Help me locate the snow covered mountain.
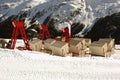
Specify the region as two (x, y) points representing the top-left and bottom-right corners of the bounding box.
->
(86, 0), (120, 18)
(0, 0), (86, 25)
(1, 0), (119, 26)
(0, 0), (120, 43)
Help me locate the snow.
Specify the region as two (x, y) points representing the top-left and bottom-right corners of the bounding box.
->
(85, 0), (120, 18)
(0, 40), (120, 80)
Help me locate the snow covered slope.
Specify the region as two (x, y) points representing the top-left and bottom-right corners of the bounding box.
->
(85, 0), (120, 18)
(0, 0), (86, 24)
(0, 47), (120, 80)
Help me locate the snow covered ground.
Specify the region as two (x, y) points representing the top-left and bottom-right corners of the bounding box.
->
(0, 40), (120, 80)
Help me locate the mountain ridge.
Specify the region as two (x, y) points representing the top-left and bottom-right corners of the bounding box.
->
(0, 0), (120, 43)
